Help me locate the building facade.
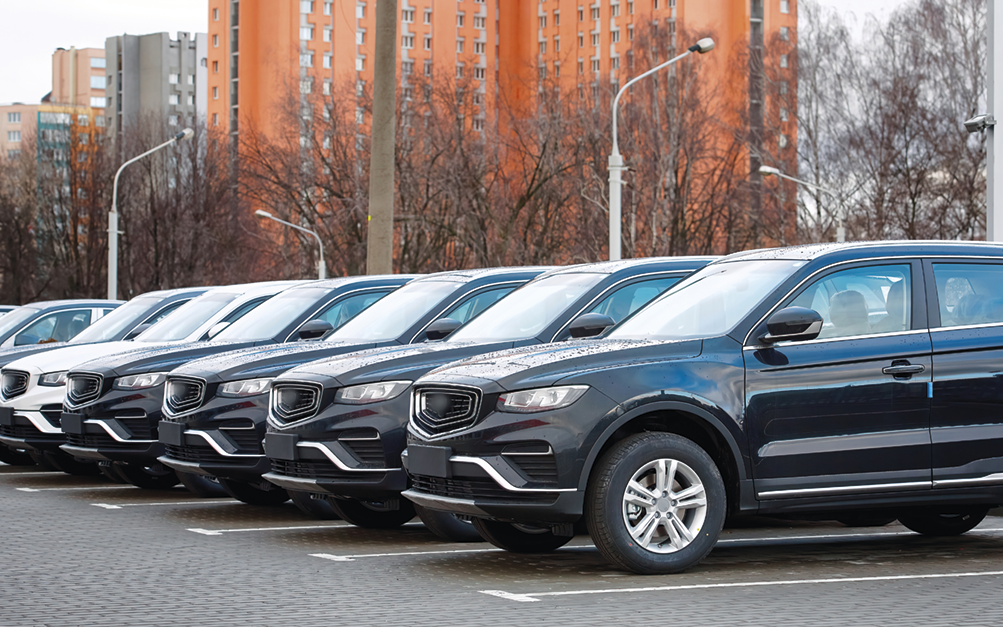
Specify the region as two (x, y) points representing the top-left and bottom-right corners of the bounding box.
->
(51, 47), (108, 117)
(104, 32), (208, 143)
(0, 103), (39, 159)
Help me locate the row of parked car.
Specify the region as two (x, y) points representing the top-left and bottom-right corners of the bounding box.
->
(2, 241), (1002, 574)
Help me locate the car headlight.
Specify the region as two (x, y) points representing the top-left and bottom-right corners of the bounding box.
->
(335, 381), (411, 404)
(217, 378), (273, 398)
(39, 371), (68, 387)
(113, 373), (167, 390)
(497, 385), (589, 413)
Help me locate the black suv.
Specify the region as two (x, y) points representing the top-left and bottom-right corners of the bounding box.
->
(156, 267), (549, 507)
(403, 242), (1003, 574)
(262, 257), (713, 537)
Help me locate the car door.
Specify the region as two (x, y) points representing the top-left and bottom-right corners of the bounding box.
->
(926, 260), (1003, 488)
(744, 260), (933, 500)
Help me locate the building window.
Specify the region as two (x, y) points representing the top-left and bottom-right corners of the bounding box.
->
(212, 34), (219, 47)
(554, 11), (560, 25)
(611, 56), (619, 69)
(780, 26), (789, 40)
(591, 7), (599, 19)
(424, 36), (432, 50)
(539, 15), (547, 28)
(457, 65), (464, 78)
(780, 107), (788, 121)
(780, 0), (790, 14)
(323, 54), (332, 68)
(474, 66), (485, 79)
(301, 26), (314, 40)
(356, 57), (365, 71)
(779, 134), (788, 148)
(188, 74), (194, 85)
(169, 73), (179, 84)
(779, 81), (788, 95)
(578, 59), (583, 74)
(324, 27), (333, 42)
(168, 115), (178, 126)
(457, 13), (465, 27)
(628, 25), (634, 40)
(475, 41), (486, 54)
(188, 94), (194, 105)
(539, 41), (546, 54)
(473, 118), (484, 131)
(578, 7), (584, 21)
(7, 112), (20, 123)
(213, 60), (219, 73)
(324, 1), (332, 15)
(591, 58), (600, 72)
(300, 79), (313, 94)
(611, 3), (620, 17)
(357, 4), (365, 19)
(628, 1), (634, 14)
(90, 96), (106, 107)
(169, 94), (180, 104)
(7, 131), (21, 142)
(97, 116), (106, 127)
(213, 86), (219, 99)
(356, 31), (365, 45)
(213, 7), (219, 20)
(424, 59), (432, 75)
(91, 57), (106, 68)
(475, 16), (486, 28)
(457, 39), (464, 53)
(402, 8), (414, 22)
(592, 32), (599, 46)
(539, 66), (547, 80)
(424, 9), (432, 24)
(612, 30), (620, 43)
(301, 52), (314, 67)
(554, 38), (560, 52)
(578, 33), (584, 47)
(554, 61), (560, 77)
(402, 61), (414, 74)
(473, 93), (483, 105)
(212, 113), (219, 125)
(301, 0), (313, 13)
(780, 54), (788, 68)
(325, 81), (333, 95)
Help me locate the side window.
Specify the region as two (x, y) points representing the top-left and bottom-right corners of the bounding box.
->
(442, 287), (517, 324)
(787, 264), (911, 340)
(221, 297), (269, 324)
(143, 300), (187, 326)
(100, 308), (115, 318)
(14, 310), (93, 345)
(932, 263), (1003, 327)
(589, 277), (681, 324)
(315, 291), (391, 330)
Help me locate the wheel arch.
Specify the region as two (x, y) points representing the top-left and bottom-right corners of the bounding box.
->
(579, 401), (749, 516)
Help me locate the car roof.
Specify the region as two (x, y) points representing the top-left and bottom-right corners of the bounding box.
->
(720, 241), (1003, 263)
(542, 256), (719, 277)
(283, 274), (422, 290)
(20, 299), (125, 309)
(410, 267), (554, 284)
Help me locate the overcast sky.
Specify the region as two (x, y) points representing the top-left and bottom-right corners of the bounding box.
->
(1, 0), (905, 105)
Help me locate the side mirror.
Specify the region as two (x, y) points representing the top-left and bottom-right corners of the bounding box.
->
(297, 319), (334, 341)
(760, 307), (823, 344)
(568, 313), (616, 339)
(124, 324), (151, 340)
(206, 321), (230, 339)
(425, 317), (462, 341)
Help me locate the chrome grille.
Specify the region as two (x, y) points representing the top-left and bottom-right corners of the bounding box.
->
(66, 373), (103, 407)
(1, 370), (29, 400)
(165, 377), (206, 415)
(269, 382), (322, 425)
(411, 387), (481, 437)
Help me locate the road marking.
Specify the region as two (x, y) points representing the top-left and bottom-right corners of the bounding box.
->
(188, 521), (424, 536)
(0, 471), (64, 476)
(311, 548), (504, 562)
(15, 485), (134, 492)
(481, 570), (1003, 603)
(92, 500), (236, 509)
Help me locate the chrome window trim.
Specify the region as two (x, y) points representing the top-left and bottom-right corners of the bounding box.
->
(83, 418), (156, 443)
(742, 328), (931, 351)
(932, 473), (1003, 488)
(163, 375), (207, 417)
(408, 383), (482, 441)
(757, 480), (931, 500)
(282, 286), (394, 343)
(549, 270), (690, 342)
(185, 429), (261, 458)
(407, 280), (525, 344)
(449, 456), (576, 493)
(297, 440), (389, 472)
(931, 321), (1003, 333)
(741, 255), (921, 348)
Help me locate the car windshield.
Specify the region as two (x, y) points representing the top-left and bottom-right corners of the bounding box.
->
(68, 296), (162, 344)
(328, 281), (462, 342)
(448, 273), (605, 343)
(214, 286), (332, 341)
(134, 291), (241, 342)
(0, 307), (39, 338)
(608, 260), (803, 341)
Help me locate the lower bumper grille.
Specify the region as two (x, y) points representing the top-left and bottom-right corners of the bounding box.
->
(0, 424), (62, 442)
(409, 474), (556, 503)
(270, 458), (382, 481)
(65, 432), (135, 450)
(164, 444), (254, 466)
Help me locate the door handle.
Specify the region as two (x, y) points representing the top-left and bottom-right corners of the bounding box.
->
(882, 363), (925, 376)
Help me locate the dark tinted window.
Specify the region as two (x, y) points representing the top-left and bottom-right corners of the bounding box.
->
(14, 309), (92, 345)
(933, 263), (1003, 327)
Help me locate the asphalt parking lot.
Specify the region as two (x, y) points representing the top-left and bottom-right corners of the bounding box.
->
(3, 466), (1003, 627)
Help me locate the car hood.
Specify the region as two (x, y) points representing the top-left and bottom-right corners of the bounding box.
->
(68, 340), (259, 377)
(167, 340), (397, 383)
(5, 341), (173, 375)
(286, 340), (529, 387)
(417, 338), (703, 391)
(0, 343), (70, 369)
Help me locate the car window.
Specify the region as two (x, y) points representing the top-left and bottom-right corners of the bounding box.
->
(786, 264), (911, 340)
(442, 287), (516, 324)
(220, 297), (269, 324)
(589, 277), (682, 323)
(932, 263), (1003, 327)
(14, 309), (93, 345)
(314, 291), (391, 329)
(145, 300), (187, 325)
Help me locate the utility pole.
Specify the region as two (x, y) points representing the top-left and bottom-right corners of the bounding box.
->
(366, 0), (398, 274)
(990, 0), (1001, 241)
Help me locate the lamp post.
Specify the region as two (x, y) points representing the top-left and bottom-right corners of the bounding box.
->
(108, 128), (194, 300)
(255, 210), (326, 279)
(759, 165), (844, 242)
(608, 37), (715, 261)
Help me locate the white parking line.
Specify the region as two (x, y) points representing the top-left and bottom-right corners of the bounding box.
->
(0, 471), (64, 476)
(92, 500), (236, 509)
(480, 570), (1003, 603)
(311, 548), (504, 562)
(15, 485), (134, 492)
(188, 521), (424, 536)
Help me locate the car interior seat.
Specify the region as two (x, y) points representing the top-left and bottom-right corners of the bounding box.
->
(828, 290), (870, 337)
(872, 280), (908, 333)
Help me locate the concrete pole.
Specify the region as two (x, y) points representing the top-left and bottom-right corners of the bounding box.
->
(366, 0), (398, 274)
(989, 0), (1001, 241)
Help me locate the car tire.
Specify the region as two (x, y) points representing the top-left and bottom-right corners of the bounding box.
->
(898, 508), (988, 537)
(217, 478), (289, 506)
(471, 518), (571, 553)
(41, 451), (101, 476)
(414, 504), (483, 542)
(586, 432), (726, 575)
(177, 471), (228, 497)
(0, 445), (37, 466)
(328, 497), (416, 529)
(836, 514), (898, 527)
(289, 491), (341, 519)
(115, 462), (180, 490)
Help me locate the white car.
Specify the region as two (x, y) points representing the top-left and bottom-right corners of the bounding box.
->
(0, 281), (300, 476)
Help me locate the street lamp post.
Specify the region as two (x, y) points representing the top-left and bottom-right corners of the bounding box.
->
(255, 210), (327, 280)
(759, 165), (844, 242)
(608, 37), (715, 261)
(108, 128), (194, 300)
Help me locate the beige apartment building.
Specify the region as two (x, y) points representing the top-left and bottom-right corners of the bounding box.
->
(0, 103), (39, 159)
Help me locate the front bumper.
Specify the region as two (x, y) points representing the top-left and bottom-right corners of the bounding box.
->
(158, 406), (270, 482)
(0, 406), (66, 452)
(58, 385), (165, 463)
